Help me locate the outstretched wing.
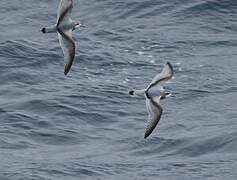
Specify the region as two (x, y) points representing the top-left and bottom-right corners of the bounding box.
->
(148, 62), (173, 89)
(57, 29), (75, 75)
(57, 0), (73, 26)
(144, 97), (163, 139)
(146, 62), (173, 97)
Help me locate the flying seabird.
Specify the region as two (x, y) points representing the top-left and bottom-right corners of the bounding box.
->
(129, 62), (174, 138)
(41, 0), (81, 75)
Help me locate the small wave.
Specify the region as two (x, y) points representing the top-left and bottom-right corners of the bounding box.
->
(173, 0), (236, 18)
(126, 131), (237, 158)
(115, 0), (168, 19)
(174, 132), (237, 157)
(27, 129), (83, 146)
(0, 40), (59, 69)
(0, 137), (32, 150)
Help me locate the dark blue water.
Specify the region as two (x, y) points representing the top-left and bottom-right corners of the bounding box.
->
(1, 0), (237, 179)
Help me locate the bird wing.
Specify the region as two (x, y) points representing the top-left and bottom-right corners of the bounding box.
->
(57, 0), (73, 26)
(57, 29), (75, 75)
(148, 62), (173, 90)
(146, 62), (173, 96)
(144, 96), (163, 139)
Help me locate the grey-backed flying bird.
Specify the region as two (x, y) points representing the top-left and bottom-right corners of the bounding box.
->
(41, 0), (81, 75)
(129, 62), (174, 138)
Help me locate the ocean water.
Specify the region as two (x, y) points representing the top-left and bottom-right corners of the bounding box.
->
(1, 0), (237, 179)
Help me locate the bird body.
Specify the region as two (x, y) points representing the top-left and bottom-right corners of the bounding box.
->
(42, 0), (81, 75)
(129, 62), (174, 138)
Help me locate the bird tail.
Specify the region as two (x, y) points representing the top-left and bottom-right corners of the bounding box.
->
(41, 25), (57, 34)
(129, 89), (146, 96)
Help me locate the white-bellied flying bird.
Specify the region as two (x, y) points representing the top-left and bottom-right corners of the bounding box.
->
(41, 0), (81, 75)
(129, 62), (174, 138)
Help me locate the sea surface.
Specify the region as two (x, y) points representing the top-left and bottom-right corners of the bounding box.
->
(1, 0), (237, 179)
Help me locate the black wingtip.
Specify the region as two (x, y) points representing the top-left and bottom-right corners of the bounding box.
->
(64, 63), (72, 75)
(166, 62), (173, 72)
(129, 90), (134, 95)
(144, 131), (151, 139)
(64, 69), (69, 75)
(41, 28), (46, 34)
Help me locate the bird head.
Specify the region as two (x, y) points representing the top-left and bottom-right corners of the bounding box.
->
(73, 21), (86, 31)
(75, 21), (81, 28)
